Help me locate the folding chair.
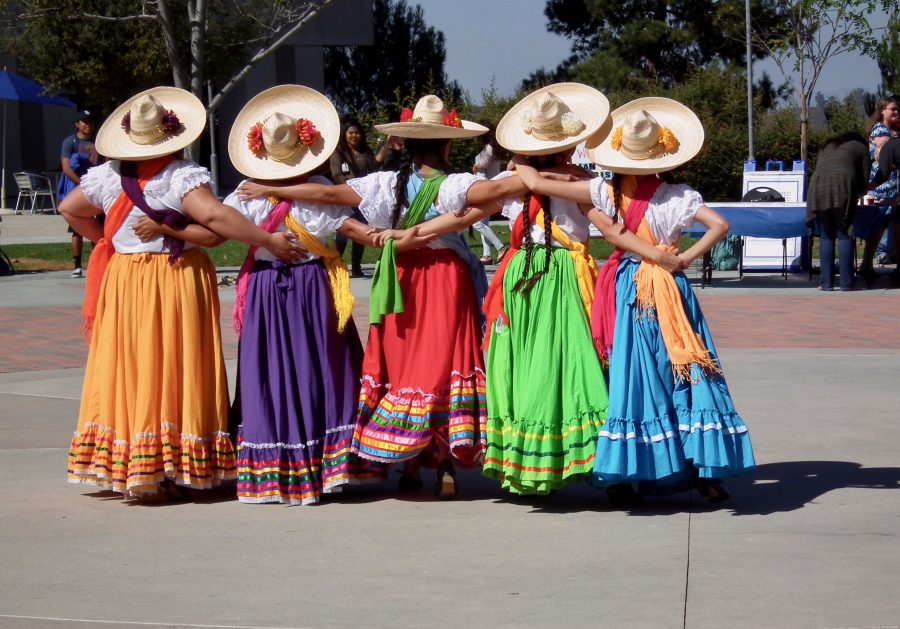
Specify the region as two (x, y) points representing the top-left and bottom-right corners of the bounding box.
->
(13, 172), (58, 215)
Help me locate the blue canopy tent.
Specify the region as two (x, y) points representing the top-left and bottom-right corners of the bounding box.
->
(0, 69), (75, 210)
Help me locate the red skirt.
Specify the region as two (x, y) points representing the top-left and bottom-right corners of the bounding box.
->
(352, 248), (486, 466)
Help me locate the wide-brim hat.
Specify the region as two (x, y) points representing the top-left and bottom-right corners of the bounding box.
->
(587, 97), (704, 174)
(374, 95), (487, 139)
(96, 87), (207, 161)
(496, 82), (611, 156)
(228, 84), (340, 180)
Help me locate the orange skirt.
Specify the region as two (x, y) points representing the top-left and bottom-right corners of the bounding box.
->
(67, 249), (236, 496)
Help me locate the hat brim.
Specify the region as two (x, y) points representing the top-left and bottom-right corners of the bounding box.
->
(374, 119), (487, 139)
(496, 83), (611, 156)
(95, 87), (207, 161)
(586, 97), (704, 175)
(228, 85), (340, 180)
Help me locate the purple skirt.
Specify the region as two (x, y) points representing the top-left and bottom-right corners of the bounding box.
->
(234, 259), (363, 504)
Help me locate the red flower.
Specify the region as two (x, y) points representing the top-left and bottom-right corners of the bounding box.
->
(121, 111), (131, 133)
(247, 122), (264, 155)
(400, 107), (415, 122)
(444, 109), (462, 128)
(295, 118), (319, 146)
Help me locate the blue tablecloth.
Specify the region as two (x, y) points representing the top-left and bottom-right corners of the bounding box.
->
(685, 203), (885, 240)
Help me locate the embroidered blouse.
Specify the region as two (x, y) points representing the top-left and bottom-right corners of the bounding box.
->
(497, 171), (593, 244)
(223, 176), (351, 262)
(80, 160), (210, 254)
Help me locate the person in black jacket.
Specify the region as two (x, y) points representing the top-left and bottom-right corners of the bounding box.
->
(870, 135), (900, 285)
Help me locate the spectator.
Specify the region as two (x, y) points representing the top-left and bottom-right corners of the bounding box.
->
(807, 132), (870, 291)
(329, 119), (377, 277)
(471, 122), (507, 264)
(870, 133), (900, 285)
(60, 110), (104, 278)
(374, 134), (404, 171)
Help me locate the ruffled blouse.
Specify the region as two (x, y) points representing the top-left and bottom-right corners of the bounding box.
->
(497, 171), (593, 244)
(223, 176), (351, 262)
(347, 171), (480, 249)
(80, 160), (211, 254)
(590, 177), (703, 260)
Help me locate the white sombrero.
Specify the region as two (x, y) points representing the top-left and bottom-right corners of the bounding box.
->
(95, 86), (207, 161)
(587, 97), (704, 174)
(374, 95), (487, 140)
(496, 82), (611, 156)
(228, 84), (340, 180)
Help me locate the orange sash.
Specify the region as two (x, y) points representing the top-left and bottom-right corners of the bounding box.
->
(82, 156), (175, 340)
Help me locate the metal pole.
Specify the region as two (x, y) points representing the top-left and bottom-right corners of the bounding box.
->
(206, 81), (219, 198)
(746, 0), (755, 161)
(1, 99), (7, 210)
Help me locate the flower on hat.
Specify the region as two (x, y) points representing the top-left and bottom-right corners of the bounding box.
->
(610, 127), (623, 151)
(247, 122), (265, 155)
(295, 118), (319, 146)
(400, 107), (415, 122)
(444, 109), (463, 128)
(121, 109), (181, 135)
(658, 127), (678, 153)
(560, 111), (585, 136)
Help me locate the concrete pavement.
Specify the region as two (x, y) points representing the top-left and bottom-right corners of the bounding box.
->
(1, 221), (899, 628)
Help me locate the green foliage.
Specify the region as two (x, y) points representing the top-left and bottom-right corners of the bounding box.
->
(545, 0), (779, 88)
(324, 0), (461, 118)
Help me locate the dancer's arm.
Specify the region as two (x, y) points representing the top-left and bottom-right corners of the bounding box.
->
(237, 179), (363, 207)
(59, 188), (104, 242)
(182, 184), (306, 263)
(676, 207), (729, 265)
(132, 216), (226, 247)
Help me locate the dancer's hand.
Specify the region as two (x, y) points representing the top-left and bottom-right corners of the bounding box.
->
(266, 232), (308, 263)
(657, 250), (688, 273)
(238, 181), (273, 200)
(394, 226), (437, 252)
(132, 217), (165, 242)
(368, 228), (405, 247)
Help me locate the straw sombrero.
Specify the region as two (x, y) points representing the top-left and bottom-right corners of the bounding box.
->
(95, 86), (207, 161)
(228, 84), (340, 180)
(374, 95), (487, 139)
(587, 97), (704, 175)
(496, 82), (611, 156)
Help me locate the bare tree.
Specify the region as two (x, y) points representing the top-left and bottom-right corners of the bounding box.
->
(752, 0), (890, 161)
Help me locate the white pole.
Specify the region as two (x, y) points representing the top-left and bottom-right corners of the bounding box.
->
(1, 98), (7, 210)
(207, 81), (219, 198)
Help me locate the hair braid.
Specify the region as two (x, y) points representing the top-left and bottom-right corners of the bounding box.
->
(612, 173), (622, 223)
(391, 160), (413, 229)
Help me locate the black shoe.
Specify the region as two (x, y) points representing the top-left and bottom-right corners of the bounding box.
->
(890, 269), (900, 288)
(858, 266), (877, 289)
(606, 483), (642, 507)
(351, 269), (365, 278)
(694, 478), (730, 503)
(397, 472), (423, 492)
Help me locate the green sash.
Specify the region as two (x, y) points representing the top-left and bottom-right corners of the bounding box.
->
(369, 173), (447, 324)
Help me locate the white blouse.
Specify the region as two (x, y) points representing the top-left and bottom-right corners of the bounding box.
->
(80, 160), (211, 254)
(497, 171), (592, 244)
(223, 176), (351, 262)
(589, 177), (703, 260)
(347, 171), (480, 250)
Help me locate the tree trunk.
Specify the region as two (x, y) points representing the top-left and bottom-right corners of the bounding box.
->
(184, 0), (207, 163)
(157, 0), (187, 89)
(799, 91), (808, 163)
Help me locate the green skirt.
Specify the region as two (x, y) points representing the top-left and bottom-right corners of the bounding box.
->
(483, 247), (608, 495)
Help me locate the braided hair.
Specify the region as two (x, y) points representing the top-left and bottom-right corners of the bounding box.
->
(513, 155), (556, 294)
(389, 138), (452, 228)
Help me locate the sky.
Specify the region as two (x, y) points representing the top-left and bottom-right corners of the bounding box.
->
(412, 0), (891, 103)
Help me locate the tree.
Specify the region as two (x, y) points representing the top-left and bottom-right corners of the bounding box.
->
(544, 0), (780, 89)
(876, 9), (900, 96)
(752, 0), (892, 161)
(1, 1), (337, 157)
(324, 0), (460, 119)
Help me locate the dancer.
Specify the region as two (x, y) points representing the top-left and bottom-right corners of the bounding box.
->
(380, 84), (686, 496)
(223, 85), (401, 504)
(514, 97), (755, 504)
(238, 95), (524, 498)
(60, 87), (305, 501)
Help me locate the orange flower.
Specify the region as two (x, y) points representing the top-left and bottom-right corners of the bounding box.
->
(296, 118), (319, 146)
(247, 122), (264, 154)
(658, 127), (679, 153)
(444, 109), (463, 128)
(610, 127), (623, 151)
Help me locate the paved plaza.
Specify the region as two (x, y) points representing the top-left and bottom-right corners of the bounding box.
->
(1, 212), (899, 628)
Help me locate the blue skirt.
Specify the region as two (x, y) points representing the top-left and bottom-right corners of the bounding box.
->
(592, 259), (755, 489)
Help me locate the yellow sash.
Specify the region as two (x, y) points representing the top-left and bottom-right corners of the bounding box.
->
(534, 209), (599, 322)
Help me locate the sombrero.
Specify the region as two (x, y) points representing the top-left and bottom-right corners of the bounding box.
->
(374, 95), (487, 139)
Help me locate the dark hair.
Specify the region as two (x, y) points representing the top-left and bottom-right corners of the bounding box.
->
(512, 153), (557, 294)
(823, 131), (867, 150)
(478, 119), (499, 152)
(334, 118), (373, 179)
(389, 138), (453, 228)
(866, 96), (899, 139)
